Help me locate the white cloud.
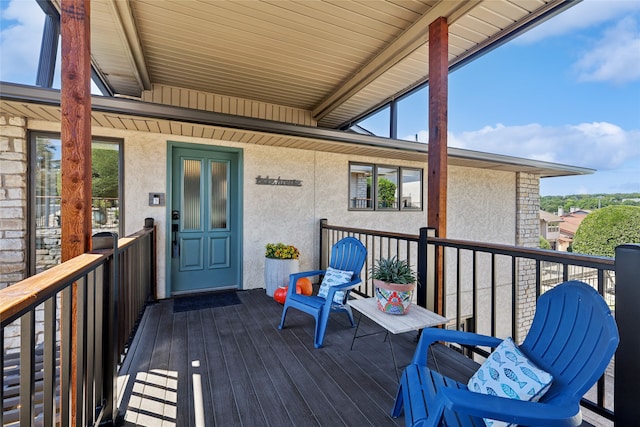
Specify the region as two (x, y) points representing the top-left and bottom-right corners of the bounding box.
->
(573, 16), (640, 84)
(0, 0), (45, 84)
(516, 0), (640, 44)
(407, 122), (640, 171)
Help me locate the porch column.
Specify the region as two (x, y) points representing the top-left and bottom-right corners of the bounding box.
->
(514, 172), (540, 343)
(60, 0), (91, 424)
(615, 244), (640, 425)
(427, 17), (448, 315)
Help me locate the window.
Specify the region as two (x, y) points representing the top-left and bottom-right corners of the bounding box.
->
(349, 163), (422, 211)
(401, 168), (422, 209)
(349, 164), (373, 209)
(30, 133), (123, 274)
(377, 166), (398, 209)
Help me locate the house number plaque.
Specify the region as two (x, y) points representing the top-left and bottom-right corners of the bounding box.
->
(255, 175), (302, 187)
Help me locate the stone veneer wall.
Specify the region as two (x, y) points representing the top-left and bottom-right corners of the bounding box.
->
(0, 115), (27, 289)
(0, 115), (28, 353)
(515, 172), (540, 342)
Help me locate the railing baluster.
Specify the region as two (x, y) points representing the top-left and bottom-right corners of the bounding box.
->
(456, 248), (461, 332)
(511, 256), (517, 340)
(491, 253), (496, 338)
(94, 264), (105, 422)
(86, 271), (96, 424)
(61, 286), (72, 427)
(44, 297), (56, 426)
(535, 259), (541, 297)
(472, 250), (477, 334)
(1, 328), (4, 427)
(19, 309), (35, 426)
(76, 277), (87, 426)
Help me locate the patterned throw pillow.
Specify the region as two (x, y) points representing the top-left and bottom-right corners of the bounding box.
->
(317, 267), (353, 304)
(467, 337), (553, 427)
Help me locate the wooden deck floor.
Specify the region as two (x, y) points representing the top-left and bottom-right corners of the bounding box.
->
(117, 289), (480, 427)
(116, 289), (602, 427)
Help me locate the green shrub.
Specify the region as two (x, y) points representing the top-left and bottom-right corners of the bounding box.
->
(573, 206), (640, 257)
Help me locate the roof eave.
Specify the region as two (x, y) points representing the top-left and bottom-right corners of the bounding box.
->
(0, 82), (593, 178)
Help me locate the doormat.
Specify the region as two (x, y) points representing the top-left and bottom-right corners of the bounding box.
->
(173, 290), (242, 313)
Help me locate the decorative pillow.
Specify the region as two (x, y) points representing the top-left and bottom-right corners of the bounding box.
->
(317, 267), (353, 304)
(467, 337), (553, 427)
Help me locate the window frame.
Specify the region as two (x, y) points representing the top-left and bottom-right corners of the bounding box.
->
(400, 167), (423, 211)
(28, 131), (124, 276)
(348, 162), (423, 212)
(348, 162), (374, 210)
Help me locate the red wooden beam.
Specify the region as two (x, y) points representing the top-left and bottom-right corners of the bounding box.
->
(427, 17), (448, 314)
(60, 0), (91, 424)
(61, 0), (92, 261)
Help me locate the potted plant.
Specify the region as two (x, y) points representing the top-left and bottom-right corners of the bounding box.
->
(264, 243), (300, 297)
(371, 256), (417, 315)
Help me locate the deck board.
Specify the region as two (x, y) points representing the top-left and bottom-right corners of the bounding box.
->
(116, 290), (598, 427)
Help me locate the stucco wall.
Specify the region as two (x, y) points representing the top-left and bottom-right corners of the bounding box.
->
(25, 120), (522, 304)
(446, 167), (517, 336)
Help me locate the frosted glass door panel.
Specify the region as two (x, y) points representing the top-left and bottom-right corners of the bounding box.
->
(183, 159), (202, 230)
(210, 161), (229, 229)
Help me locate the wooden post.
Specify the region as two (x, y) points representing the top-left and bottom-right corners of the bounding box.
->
(427, 17), (448, 315)
(60, 0), (91, 424)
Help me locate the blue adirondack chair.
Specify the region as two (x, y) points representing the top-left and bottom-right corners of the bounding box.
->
(278, 236), (367, 348)
(392, 280), (619, 427)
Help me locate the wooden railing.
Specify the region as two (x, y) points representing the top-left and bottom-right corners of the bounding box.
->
(1, 227), (155, 427)
(319, 219), (638, 423)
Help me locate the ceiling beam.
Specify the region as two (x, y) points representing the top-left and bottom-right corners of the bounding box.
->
(109, 0), (151, 92)
(311, 0), (481, 122)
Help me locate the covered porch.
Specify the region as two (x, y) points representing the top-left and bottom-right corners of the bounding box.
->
(1, 1), (636, 425)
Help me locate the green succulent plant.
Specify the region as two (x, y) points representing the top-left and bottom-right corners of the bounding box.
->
(371, 256), (417, 284)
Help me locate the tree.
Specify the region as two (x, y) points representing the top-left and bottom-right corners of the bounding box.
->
(572, 206), (640, 257)
(378, 177), (397, 208)
(539, 236), (551, 249)
(92, 148), (119, 199)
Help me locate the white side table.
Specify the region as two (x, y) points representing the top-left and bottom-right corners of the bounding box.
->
(348, 297), (448, 379)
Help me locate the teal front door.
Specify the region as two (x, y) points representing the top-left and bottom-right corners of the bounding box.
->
(170, 146), (241, 294)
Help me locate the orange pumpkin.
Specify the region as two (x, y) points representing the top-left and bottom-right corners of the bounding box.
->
(273, 287), (288, 304)
(273, 285), (303, 304)
(296, 277), (313, 296)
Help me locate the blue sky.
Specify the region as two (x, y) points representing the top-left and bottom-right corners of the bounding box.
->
(364, 0), (640, 196)
(2, 0), (639, 196)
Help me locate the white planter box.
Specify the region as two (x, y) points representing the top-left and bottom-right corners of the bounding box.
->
(264, 258), (299, 297)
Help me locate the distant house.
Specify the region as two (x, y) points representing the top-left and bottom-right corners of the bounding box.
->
(556, 207), (590, 251)
(539, 210), (563, 249)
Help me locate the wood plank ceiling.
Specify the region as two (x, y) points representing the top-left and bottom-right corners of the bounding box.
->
(66, 0), (575, 129)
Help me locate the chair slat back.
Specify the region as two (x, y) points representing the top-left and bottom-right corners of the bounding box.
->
(521, 281), (619, 403)
(328, 237), (367, 280)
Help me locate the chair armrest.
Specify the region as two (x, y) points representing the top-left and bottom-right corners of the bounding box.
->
(286, 271), (325, 295)
(412, 328), (502, 365)
(438, 388), (582, 427)
(323, 278), (362, 306)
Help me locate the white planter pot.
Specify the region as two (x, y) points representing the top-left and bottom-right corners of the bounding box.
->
(264, 258), (299, 297)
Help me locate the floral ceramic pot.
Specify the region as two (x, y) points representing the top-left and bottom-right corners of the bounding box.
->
(373, 279), (416, 315)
